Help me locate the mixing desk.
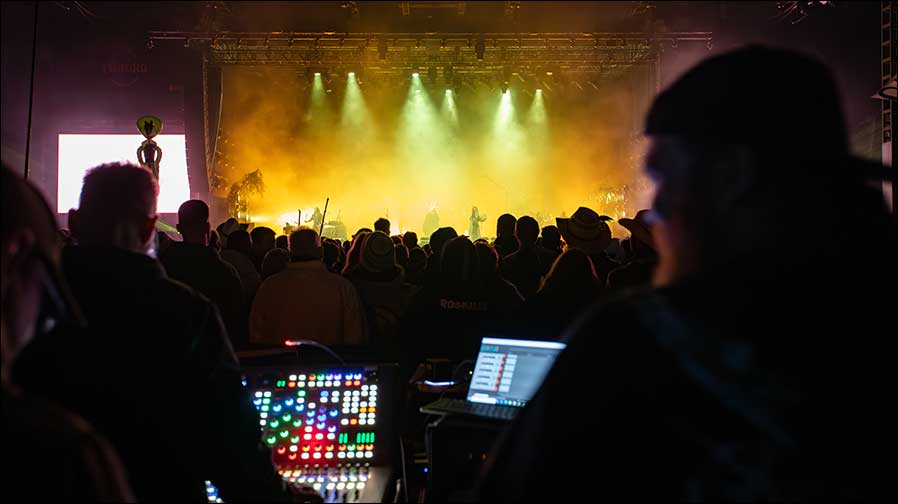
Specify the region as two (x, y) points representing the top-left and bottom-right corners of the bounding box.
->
(205, 365), (395, 503)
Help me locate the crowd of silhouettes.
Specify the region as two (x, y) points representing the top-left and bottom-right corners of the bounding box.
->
(2, 47), (894, 501)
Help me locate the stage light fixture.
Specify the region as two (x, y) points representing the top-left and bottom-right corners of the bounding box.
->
(412, 72), (420, 78)
(501, 81), (510, 94)
(475, 36), (486, 60)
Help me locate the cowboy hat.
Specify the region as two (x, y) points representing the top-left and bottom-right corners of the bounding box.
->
(618, 209), (654, 250)
(556, 207), (613, 254)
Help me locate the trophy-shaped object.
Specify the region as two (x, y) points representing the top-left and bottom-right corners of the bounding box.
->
(136, 115), (163, 179)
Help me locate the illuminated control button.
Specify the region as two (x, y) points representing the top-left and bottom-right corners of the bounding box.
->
(302, 453), (310, 460)
(347, 452), (355, 458)
(327, 433), (336, 440)
(347, 482), (357, 490)
(289, 445), (298, 452)
(260, 412), (268, 419)
(316, 381), (324, 387)
(261, 406), (269, 412)
(304, 434), (312, 440)
(289, 374), (297, 381)
(264, 391), (272, 397)
(309, 402), (316, 409)
(305, 426), (313, 433)
(326, 483), (335, 490)
(255, 392), (263, 398)
(325, 381), (332, 387)
(312, 483), (321, 491)
(325, 452), (334, 459)
(370, 385), (377, 391)
(341, 419), (349, 425)
(337, 482), (346, 490)
(259, 420), (267, 426)
(298, 375), (306, 381)
(365, 451), (373, 458)
(285, 399), (294, 406)
(313, 453), (321, 459)
(297, 382), (305, 388)
(338, 452), (346, 459)
(331, 397), (339, 403)
(315, 433), (324, 440)
(357, 482), (366, 490)
(263, 398), (271, 404)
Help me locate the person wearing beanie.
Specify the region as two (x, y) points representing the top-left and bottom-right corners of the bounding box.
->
(345, 231), (404, 359)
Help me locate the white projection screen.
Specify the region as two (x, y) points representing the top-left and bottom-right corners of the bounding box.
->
(57, 134), (190, 213)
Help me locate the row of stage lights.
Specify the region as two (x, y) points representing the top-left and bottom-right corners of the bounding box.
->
(310, 69), (547, 95)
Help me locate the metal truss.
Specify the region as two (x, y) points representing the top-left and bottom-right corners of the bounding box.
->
(147, 31), (712, 74)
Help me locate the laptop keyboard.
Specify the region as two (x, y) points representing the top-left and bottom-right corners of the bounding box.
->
(424, 398), (519, 421)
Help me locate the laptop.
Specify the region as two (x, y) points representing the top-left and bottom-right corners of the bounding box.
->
(420, 337), (567, 421)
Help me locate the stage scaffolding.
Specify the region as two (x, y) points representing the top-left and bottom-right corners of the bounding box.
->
(146, 30), (712, 222)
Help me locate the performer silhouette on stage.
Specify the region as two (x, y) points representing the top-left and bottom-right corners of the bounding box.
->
(423, 207), (440, 238)
(469, 206), (487, 240)
(305, 207), (323, 231)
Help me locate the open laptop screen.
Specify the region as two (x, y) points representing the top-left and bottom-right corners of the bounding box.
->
(466, 338), (567, 407)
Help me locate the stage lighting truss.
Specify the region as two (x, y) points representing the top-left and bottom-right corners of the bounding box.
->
(148, 31), (712, 84)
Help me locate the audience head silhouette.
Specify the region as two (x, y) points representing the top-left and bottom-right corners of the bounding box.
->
(289, 228), (322, 261)
(374, 218), (390, 234)
(68, 163), (158, 253)
(176, 200), (211, 245)
(514, 216), (539, 248)
(496, 214), (516, 238)
(226, 230), (252, 255)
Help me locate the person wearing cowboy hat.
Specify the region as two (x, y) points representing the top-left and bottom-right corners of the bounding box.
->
(481, 47), (896, 501)
(555, 206), (620, 288)
(606, 209), (659, 292)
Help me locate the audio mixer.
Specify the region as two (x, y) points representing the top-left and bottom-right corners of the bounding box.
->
(205, 365), (395, 503)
